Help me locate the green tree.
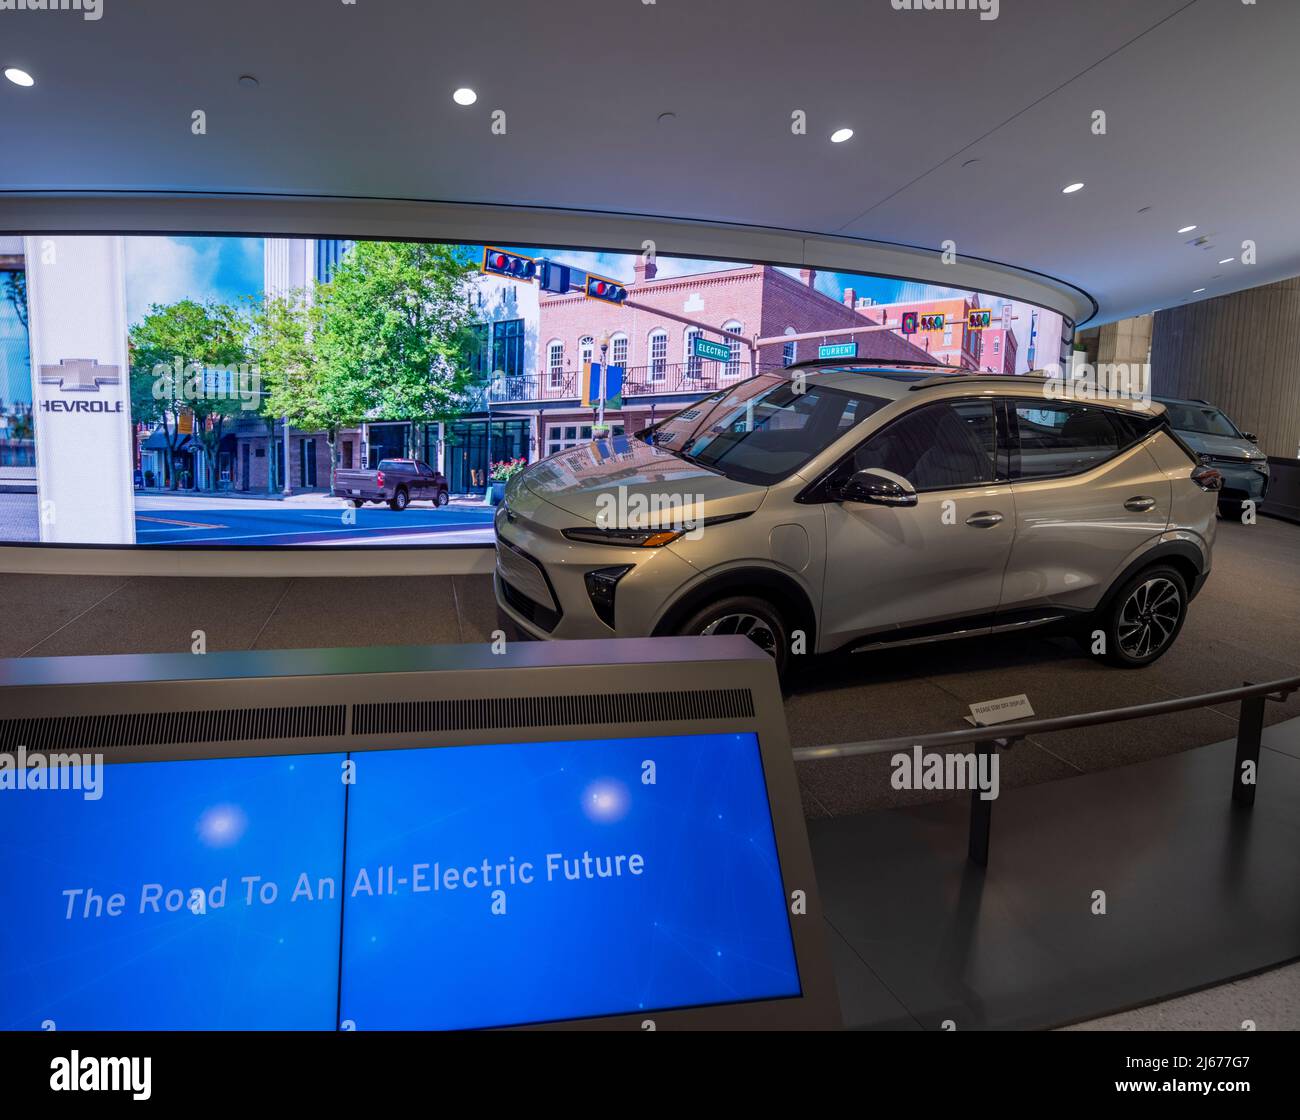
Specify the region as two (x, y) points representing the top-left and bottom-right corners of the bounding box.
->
(246, 289), (359, 487)
(129, 299), (248, 491)
(313, 241), (478, 458)
(3, 270), (27, 331)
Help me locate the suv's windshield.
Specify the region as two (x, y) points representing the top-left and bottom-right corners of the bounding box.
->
(647, 378), (889, 486)
(1158, 401), (1241, 438)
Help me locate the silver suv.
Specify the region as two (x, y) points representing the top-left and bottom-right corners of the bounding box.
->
(494, 362), (1221, 676)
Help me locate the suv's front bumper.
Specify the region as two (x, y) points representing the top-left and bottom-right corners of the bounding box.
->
(1211, 460), (1269, 504)
(492, 502), (697, 641)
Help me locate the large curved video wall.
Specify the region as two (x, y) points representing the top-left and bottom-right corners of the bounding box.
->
(0, 233), (1070, 548)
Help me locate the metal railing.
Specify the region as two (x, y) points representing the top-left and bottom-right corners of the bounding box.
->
(793, 675), (1300, 867)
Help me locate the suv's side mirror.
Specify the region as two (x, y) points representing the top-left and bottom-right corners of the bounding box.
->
(1242, 432), (1258, 443)
(838, 468), (918, 507)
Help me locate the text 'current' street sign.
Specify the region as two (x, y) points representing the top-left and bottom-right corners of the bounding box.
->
(692, 336), (732, 363)
(818, 342), (859, 359)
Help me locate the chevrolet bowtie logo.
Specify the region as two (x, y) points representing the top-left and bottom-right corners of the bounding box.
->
(39, 358), (121, 392)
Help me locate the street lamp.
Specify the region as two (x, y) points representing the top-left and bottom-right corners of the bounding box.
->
(594, 335), (610, 438)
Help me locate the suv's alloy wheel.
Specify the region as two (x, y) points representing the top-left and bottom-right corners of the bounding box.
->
(680, 595), (789, 678)
(1096, 565), (1189, 667)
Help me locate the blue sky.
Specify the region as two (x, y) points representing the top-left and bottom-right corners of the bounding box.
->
(125, 236), (263, 324)
(123, 237), (1063, 371)
(123, 236), (940, 318)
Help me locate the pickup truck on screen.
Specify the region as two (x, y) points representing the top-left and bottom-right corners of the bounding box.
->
(332, 459), (450, 511)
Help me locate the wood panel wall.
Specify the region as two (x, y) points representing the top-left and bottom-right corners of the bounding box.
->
(1150, 277), (1300, 459)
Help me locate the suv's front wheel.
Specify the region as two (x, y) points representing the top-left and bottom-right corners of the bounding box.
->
(678, 595), (789, 678)
(1093, 565), (1189, 667)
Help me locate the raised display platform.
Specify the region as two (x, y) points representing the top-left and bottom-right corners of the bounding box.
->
(816, 718), (1300, 1029)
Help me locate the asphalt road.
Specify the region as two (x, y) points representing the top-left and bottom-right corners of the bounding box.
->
(133, 501), (496, 546)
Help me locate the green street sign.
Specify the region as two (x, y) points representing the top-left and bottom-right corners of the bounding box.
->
(692, 336), (732, 363)
(818, 342), (859, 359)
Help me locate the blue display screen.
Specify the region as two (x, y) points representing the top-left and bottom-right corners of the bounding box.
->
(0, 752), (347, 1030)
(340, 733), (800, 1028)
(0, 733), (798, 1030)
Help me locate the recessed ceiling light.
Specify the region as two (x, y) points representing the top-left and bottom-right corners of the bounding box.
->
(1062, 182), (1085, 194)
(1178, 225), (1197, 234)
(452, 87), (477, 106)
(1218, 257), (1235, 264)
(1192, 288), (1206, 294)
(830, 127), (854, 143)
(657, 111), (676, 124)
(4, 67), (34, 87)
(238, 75), (259, 89)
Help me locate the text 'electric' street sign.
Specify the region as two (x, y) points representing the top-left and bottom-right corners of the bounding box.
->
(692, 336), (732, 363)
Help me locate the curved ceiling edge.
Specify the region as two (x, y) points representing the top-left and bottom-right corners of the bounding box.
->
(0, 191), (1098, 327)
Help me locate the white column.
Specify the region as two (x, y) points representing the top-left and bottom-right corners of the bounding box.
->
(25, 236), (135, 544)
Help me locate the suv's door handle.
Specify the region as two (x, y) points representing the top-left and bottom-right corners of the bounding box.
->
(965, 511), (1004, 528)
(1124, 495), (1157, 512)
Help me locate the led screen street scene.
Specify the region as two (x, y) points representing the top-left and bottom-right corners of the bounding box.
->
(0, 234), (1062, 547)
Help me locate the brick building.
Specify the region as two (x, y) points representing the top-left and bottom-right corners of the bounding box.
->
(846, 294), (985, 369)
(976, 324), (1018, 374)
(496, 261), (935, 462)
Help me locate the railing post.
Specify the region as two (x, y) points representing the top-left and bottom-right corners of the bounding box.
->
(967, 739), (997, 867)
(1233, 685), (1265, 808)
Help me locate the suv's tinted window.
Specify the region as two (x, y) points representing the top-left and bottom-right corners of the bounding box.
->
(1157, 400), (1241, 438)
(676, 381), (890, 486)
(1108, 408), (1162, 446)
(1013, 404), (1120, 479)
(852, 400), (997, 491)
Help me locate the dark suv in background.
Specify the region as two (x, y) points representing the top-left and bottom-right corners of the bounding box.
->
(1156, 397), (1269, 516)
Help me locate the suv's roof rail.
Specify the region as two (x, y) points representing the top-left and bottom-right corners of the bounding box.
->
(908, 373), (1049, 390)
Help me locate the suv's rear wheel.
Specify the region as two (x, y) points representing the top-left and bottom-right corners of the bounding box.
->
(1094, 565), (1189, 667)
(436, 489), (449, 507)
(389, 487), (409, 511)
(678, 595), (789, 678)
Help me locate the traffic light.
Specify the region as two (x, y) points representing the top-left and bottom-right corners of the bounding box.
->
(967, 308), (993, 331)
(900, 311), (919, 335)
(584, 273), (628, 303)
(919, 313), (945, 332)
(482, 247), (536, 281)
(538, 260), (572, 294)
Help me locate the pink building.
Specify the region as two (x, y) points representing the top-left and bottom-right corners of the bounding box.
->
(520, 262), (934, 456)
(976, 325), (1018, 374)
(849, 295), (984, 369)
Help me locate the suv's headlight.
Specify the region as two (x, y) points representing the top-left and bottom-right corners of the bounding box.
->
(562, 526), (683, 547)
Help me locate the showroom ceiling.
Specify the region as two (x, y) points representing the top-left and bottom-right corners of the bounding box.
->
(1, 0), (1298, 324)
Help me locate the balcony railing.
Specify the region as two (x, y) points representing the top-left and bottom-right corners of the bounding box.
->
(468, 361), (785, 408)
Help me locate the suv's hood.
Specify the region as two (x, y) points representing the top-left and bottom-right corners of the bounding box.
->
(1174, 429), (1265, 461)
(520, 436), (765, 525)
